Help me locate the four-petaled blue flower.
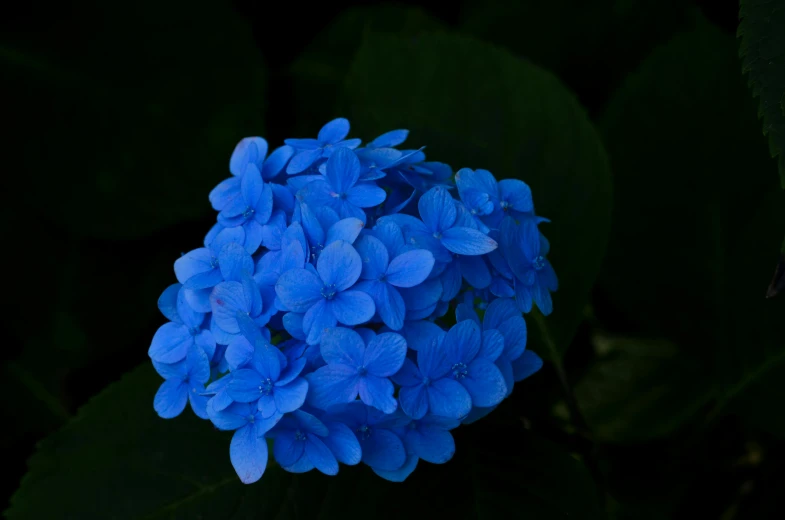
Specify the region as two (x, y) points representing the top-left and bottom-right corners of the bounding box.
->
(285, 118), (362, 174)
(207, 401), (275, 484)
(307, 327), (407, 413)
(149, 284), (215, 364)
(153, 343), (211, 419)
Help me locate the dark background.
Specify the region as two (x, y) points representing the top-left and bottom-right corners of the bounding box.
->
(4, 0), (785, 518)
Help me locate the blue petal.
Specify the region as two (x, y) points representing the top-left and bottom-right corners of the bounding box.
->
(483, 298), (520, 329)
(479, 329), (505, 362)
(514, 280), (533, 313)
(427, 378), (472, 419)
(274, 377), (309, 414)
(364, 332), (407, 377)
(320, 327), (365, 366)
(271, 183), (295, 215)
(444, 320), (482, 364)
(157, 283), (182, 323)
(306, 365), (360, 410)
(439, 261), (462, 303)
(284, 138), (320, 150)
(532, 278), (554, 316)
(176, 287), (204, 329)
(455, 302), (481, 326)
(262, 145), (295, 180)
(371, 220), (406, 257)
(411, 427), (455, 464)
(400, 277), (443, 312)
(498, 316), (527, 361)
(154, 379), (188, 419)
(401, 319), (445, 352)
(209, 176), (241, 211)
(457, 254), (491, 289)
(286, 148), (324, 175)
(317, 240), (362, 291)
(325, 218), (364, 246)
(375, 283), (406, 331)
(153, 358), (187, 380)
(225, 337), (254, 371)
(273, 431), (305, 467)
(399, 383), (428, 419)
(512, 350), (543, 382)
(230, 425), (268, 484)
(455, 168), (497, 198)
(208, 401), (252, 430)
(441, 227), (498, 255)
(298, 202), (326, 248)
(325, 147), (360, 193)
(358, 376), (397, 414)
(218, 242), (254, 281)
(303, 299), (337, 345)
(305, 436), (339, 475)
(386, 249), (435, 288)
(354, 235), (389, 280)
(174, 248), (213, 284)
(186, 344), (211, 384)
(346, 183), (386, 208)
(230, 137), (268, 176)
(332, 290), (375, 326)
(149, 323), (192, 363)
(322, 421), (362, 465)
(210, 281), (249, 334)
(318, 117), (351, 143)
(275, 269), (323, 313)
(182, 268), (223, 291)
(361, 429), (406, 471)
(368, 129), (408, 148)
(188, 391), (208, 419)
(462, 359), (507, 407)
(373, 454), (418, 483)
(241, 163), (264, 208)
(498, 179), (533, 212)
(227, 369), (263, 403)
(283, 312), (306, 341)
(418, 186), (456, 232)
(331, 138), (362, 151)
(392, 358), (422, 387)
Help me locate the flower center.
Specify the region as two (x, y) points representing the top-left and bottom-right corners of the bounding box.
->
(189, 327), (200, 337)
(433, 232), (442, 239)
(248, 414), (255, 423)
(294, 429), (307, 441)
(357, 424), (372, 441)
(451, 362), (468, 380)
(258, 378), (274, 396)
(242, 206), (255, 219)
(321, 283), (337, 300)
(500, 200), (511, 211)
(422, 376), (431, 386)
(357, 366), (368, 376)
(210, 256), (219, 269)
(532, 255), (546, 271)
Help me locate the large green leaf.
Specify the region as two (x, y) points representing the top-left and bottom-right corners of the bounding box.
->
(341, 32), (612, 361)
(574, 337), (715, 444)
(8, 364), (603, 519)
(739, 0), (785, 186)
(598, 18), (785, 427)
(289, 4), (444, 136)
(2, 1), (265, 238)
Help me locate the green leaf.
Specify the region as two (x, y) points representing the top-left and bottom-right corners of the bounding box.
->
(598, 18), (785, 425)
(574, 337), (714, 444)
(6, 364), (296, 519)
(9, 364), (603, 519)
(765, 235), (785, 297)
(2, 1), (265, 238)
(342, 32), (612, 361)
(739, 0), (785, 186)
(289, 4), (444, 135)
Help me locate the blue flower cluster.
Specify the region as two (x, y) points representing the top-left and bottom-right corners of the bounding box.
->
(149, 118), (557, 484)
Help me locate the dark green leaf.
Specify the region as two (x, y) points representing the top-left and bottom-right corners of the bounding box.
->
(342, 32), (612, 361)
(289, 4), (444, 135)
(765, 235), (785, 297)
(739, 0), (785, 186)
(575, 337), (714, 444)
(598, 18), (785, 425)
(2, 1), (265, 238)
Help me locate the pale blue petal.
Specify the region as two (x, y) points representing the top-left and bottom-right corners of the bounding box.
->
(154, 379), (188, 419)
(441, 227), (498, 255)
(231, 425), (268, 484)
(241, 163), (264, 209)
(210, 281), (249, 334)
(158, 284), (182, 323)
(218, 242), (253, 281)
(149, 323), (192, 363)
(209, 176), (241, 211)
(318, 117), (351, 143)
(225, 337), (254, 371)
(174, 248), (213, 284)
(230, 137), (267, 176)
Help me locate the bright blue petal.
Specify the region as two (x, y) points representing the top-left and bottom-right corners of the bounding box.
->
(283, 312), (306, 341)
(274, 377), (308, 414)
(210, 281), (249, 334)
(284, 138), (320, 150)
(441, 227), (497, 255)
(303, 299), (337, 345)
(330, 290), (375, 326)
(317, 240), (362, 291)
(418, 186), (456, 232)
(158, 284), (182, 323)
(369, 129), (408, 148)
(286, 148), (323, 174)
(461, 359), (507, 407)
(444, 319), (482, 364)
(417, 331), (450, 380)
(498, 179), (533, 212)
(227, 369), (263, 403)
(399, 384), (428, 419)
(208, 401), (252, 430)
(209, 176), (241, 211)
(375, 283), (406, 331)
(361, 429), (406, 471)
(371, 220), (406, 257)
(346, 183), (386, 208)
(455, 168), (497, 198)
(186, 344), (211, 384)
(325, 217), (364, 247)
(273, 431), (305, 467)
(512, 350), (543, 382)
(386, 249), (435, 288)
(306, 365), (359, 409)
(262, 145), (295, 180)
(319, 327), (364, 367)
(149, 323), (192, 363)
(322, 421), (362, 465)
(230, 137), (267, 176)
(218, 242), (253, 281)
(225, 337), (254, 371)
(174, 248), (213, 284)
(325, 147), (360, 193)
(154, 379), (188, 419)
(479, 329), (505, 362)
(359, 376), (397, 414)
(363, 332), (407, 377)
(230, 425), (268, 484)
(275, 269), (323, 313)
(318, 117), (351, 143)
(354, 235), (389, 280)
(427, 378), (472, 419)
(391, 358), (422, 387)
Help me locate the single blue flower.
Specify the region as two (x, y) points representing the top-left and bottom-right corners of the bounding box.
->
(207, 401), (276, 484)
(269, 410), (361, 475)
(275, 240), (375, 345)
(455, 168), (534, 229)
(254, 222), (309, 291)
(214, 164), (275, 254)
(298, 148), (387, 223)
(210, 274), (274, 345)
(323, 401), (409, 472)
(374, 413), (459, 479)
(392, 325), (473, 420)
(226, 338), (308, 424)
(295, 202), (364, 260)
(500, 216), (558, 315)
(149, 284), (215, 364)
(307, 327), (407, 413)
(353, 234), (435, 330)
(285, 118), (362, 174)
(380, 186), (497, 263)
(153, 343), (211, 419)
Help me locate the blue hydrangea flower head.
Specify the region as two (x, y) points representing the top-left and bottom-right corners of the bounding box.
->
(149, 117), (556, 485)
